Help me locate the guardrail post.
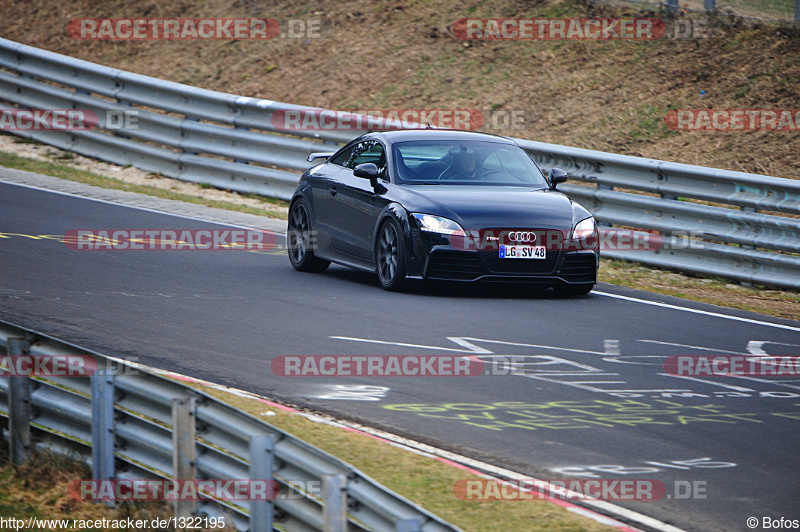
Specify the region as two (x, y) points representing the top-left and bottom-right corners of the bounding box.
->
(741, 206), (758, 251)
(666, 0), (679, 16)
(172, 397), (197, 521)
(8, 338), (31, 466)
(796, 0), (799, 22)
(396, 518), (423, 532)
(597, 184), (614, 227)
(322, 474), (347, 532)
(234, 126), (251, 165)
(91, 369), (115, 490)
(248, 434), (275, 531)
(183, 117), (199, 155)
(113, 100), (133, 140)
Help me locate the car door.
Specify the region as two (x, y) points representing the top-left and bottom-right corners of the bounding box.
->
(330, 139), (386, 260)
(308, 144), (354, 254)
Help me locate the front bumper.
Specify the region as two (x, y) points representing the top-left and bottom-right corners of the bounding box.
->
(406, 231), (599, 285)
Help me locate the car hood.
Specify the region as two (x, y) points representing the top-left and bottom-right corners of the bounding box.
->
(398, 185), (579, 231)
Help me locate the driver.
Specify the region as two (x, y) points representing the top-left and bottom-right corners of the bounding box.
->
(439, 146), (483, 181)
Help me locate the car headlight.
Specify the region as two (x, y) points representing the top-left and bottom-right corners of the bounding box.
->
(572, 217), (597, 241)
(412, 213), (466, 236)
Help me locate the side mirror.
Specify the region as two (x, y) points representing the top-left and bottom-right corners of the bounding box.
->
(354, 163), (379, 179)
(548, 168), (568, 189)
(307, 152), (335, 163)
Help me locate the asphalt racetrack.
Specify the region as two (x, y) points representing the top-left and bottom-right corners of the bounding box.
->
(1, 177), (798, 532)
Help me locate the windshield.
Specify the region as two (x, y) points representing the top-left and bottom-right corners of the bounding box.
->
(392, 140), (548, 187)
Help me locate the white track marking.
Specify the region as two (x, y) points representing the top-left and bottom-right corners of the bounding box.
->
(604, 339), (621, 356)
(746, 341), (769, 356)
(658, 373), (755, 392)
(594, 291), (800, 332)
(446, 337), (494, 354)
(331, 335), (606, 355)
(0, 180), (289, 234)
(328, 336), (491, 353)
(639, 340), (747, 355)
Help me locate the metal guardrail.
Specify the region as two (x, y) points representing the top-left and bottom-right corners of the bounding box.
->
(0, 37), (799, 288)
(0, 320), (462, 532)
(516, 140), (800, 289)
(607, 0), (800, 23)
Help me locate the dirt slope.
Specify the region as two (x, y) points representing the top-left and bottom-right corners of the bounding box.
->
(0, 0), (798, 178)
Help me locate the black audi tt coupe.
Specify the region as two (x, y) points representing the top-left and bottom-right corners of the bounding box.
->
(287, 130), (599, 294)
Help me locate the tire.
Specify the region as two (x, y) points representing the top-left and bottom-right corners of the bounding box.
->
(554, 283), (594, 296)
(376, 218), (407, 291)
(287, 199), (330, 273)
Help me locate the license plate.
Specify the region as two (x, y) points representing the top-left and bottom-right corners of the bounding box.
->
(499, 245), (546, 259)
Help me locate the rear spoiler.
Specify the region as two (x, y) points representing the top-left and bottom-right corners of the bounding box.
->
(307, 152), (335, 162)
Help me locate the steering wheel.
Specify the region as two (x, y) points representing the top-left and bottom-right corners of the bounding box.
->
(437, 166), (460, 181)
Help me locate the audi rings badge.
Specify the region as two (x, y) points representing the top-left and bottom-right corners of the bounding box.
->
(506, 231), (538, 243)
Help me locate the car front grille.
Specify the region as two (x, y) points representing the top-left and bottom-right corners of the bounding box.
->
(476, 228), (562, 275)
(427, 250), (483, 280)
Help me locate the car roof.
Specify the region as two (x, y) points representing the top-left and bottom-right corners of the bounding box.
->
(364, 129), (517, 146)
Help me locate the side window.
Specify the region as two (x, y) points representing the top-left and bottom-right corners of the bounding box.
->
(330, 144), (356, 167)
(494, 148), (528, 176)
(347, 140), (386, 178)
